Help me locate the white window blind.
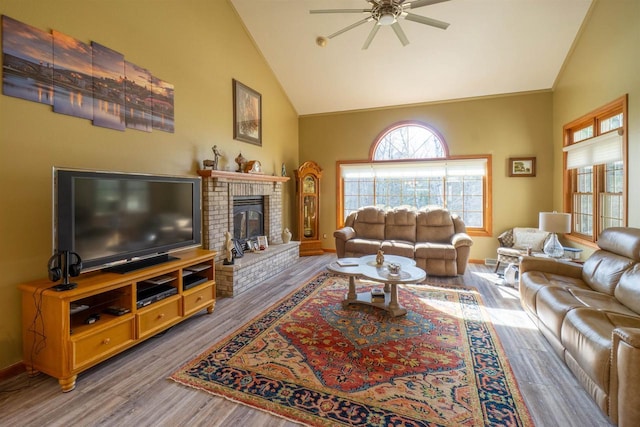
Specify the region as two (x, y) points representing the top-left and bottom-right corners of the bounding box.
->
(341, 159), (487, 179)
(563, 129), (623, 170)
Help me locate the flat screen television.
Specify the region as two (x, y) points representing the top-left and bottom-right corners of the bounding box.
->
(54, 168), (202, 273)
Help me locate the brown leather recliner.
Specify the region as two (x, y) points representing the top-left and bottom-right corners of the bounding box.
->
(519, 227), (640, 426)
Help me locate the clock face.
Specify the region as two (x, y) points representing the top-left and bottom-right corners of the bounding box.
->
(303, 176), (315, 194)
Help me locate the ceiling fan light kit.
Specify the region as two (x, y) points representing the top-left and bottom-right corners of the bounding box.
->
(310, 0), (451, 49)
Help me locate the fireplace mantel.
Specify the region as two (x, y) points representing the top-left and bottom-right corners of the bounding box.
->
(198, 169), (290, 183)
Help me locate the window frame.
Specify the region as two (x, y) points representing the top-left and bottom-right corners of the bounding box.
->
(562, 95), (628, 246)
(336, 121), (492, 237)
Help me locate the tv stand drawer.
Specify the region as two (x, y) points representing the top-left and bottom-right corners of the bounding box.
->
(136, 295), (181, 339)
(72, 317), (135, 370)
(183, 282), (215, 316)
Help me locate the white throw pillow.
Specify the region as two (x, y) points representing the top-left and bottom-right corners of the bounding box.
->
(512, 227), (548, 252)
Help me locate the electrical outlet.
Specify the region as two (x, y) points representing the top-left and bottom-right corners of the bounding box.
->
(323, 233), (327, 239)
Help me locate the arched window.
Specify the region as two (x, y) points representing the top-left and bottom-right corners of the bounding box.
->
(371, 122), (448, 160)
(338, 121), (490, 234)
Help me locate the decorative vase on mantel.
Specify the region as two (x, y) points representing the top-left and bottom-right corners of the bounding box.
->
(282, 228), (292, 244)
(235, 152), (246, 172)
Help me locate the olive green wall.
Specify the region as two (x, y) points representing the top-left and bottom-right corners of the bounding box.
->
(0, 0), (298, 369)
(553, 0), (640, 240)
(299, 91), (555, 261)
(299, 0), (639, 264)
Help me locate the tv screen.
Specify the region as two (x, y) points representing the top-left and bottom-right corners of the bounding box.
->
(54, 168), (202, 272)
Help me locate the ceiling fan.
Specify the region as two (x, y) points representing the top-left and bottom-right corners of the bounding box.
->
(310, 0), (451, 49)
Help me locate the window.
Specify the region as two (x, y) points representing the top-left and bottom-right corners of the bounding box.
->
(338, 122), (491, 235)
(563, 96), (627, 244)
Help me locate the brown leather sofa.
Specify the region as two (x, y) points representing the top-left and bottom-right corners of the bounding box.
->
(333, 206), (473, 276)
(519, 227), (640, 426)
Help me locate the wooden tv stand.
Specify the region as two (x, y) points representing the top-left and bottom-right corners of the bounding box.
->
(19, 248), (216, 392)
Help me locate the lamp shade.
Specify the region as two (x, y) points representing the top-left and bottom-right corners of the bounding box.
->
(539, 212), (571, 234)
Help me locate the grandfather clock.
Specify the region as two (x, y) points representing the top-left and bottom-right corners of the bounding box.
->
(295, 161), (323, 256)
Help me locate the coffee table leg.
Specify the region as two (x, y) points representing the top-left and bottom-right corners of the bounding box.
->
(347, 276), (357, 301)
(388, 283), (407, 317)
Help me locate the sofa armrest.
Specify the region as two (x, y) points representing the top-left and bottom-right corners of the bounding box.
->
(334, 227), (356, 258)
(610, 327), (640, 425)
(519, 256), (583, 278)
(334, 227), (356, 242)
(451, 232), (473, 248)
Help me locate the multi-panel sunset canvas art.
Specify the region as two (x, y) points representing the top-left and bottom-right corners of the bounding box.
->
(1, 15), (174, 133)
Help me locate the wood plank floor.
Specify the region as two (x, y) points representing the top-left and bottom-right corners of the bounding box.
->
(0, 254), (613, 426)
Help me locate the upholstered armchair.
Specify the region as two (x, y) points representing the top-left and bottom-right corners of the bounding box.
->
(494, 227), (549, 272)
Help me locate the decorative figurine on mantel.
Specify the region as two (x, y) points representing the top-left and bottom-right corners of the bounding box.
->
(202, 145), (223, 170)
(211, 145), (222, 170)
(281, 162), (287, 177)
(235, 152), (246, 173)
(223, 231), (234, 265)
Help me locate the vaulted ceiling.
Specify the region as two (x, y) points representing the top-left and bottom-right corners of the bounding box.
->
(230, 0), (593, 116)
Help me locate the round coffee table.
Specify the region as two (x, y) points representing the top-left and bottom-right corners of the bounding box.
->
(358, 261), (425, 317)
(327, 255), (426, 317)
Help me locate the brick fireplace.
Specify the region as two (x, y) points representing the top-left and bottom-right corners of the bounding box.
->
(198, 170), (299, 297)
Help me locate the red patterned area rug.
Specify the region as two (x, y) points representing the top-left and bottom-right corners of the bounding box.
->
(170, 273), (533, 426)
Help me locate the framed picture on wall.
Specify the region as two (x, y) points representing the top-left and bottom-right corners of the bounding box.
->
(508, 157), (536, 177)
(233, 79), (262, 146)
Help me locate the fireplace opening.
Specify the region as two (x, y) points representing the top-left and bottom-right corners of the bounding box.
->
(233, 196), (264, 245)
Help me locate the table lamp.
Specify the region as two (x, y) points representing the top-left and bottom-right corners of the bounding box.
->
(539, 212), (571, 258)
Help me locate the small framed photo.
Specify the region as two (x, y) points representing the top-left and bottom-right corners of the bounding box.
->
(508, 157), (536, 177)
(257, 235), (268, 250)
(233, 79), (262, 146)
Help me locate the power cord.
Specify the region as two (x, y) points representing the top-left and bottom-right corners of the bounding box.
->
(0, 286), (49, 394)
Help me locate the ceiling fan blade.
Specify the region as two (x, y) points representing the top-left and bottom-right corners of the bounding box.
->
(310, 9), (370, 14)
(327, 17), (373, 39)
(362, 24), (380, 50)
(405, 0), (450, 9)
(391, 22), (410, 46)
(403, 12), (450, 29)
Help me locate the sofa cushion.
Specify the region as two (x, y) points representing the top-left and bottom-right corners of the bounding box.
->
(535, 287), (585, 337)
(385, 208), (416, 242)
(561, 308), (640, 393)
(352, 207), (386, 240)
(598, 227), (640, 261)
(344, 238), (382, 256)
(582, 250), (636, 295)
(571, 288), (638, 316)
(414, 242), (457, 260)
(416, 208), (454, 243)
(498, 228), (514, 247)
(615, 264), (640, 314)
(519, 270), (589, 314)
(561, 308), (615, 393)
(380, 240), (415, 258)
(512, 227), (548, 252)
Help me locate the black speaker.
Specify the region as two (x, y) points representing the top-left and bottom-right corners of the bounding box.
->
(48, 251), (82, 290)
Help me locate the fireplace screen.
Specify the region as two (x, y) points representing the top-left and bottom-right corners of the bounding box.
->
(233, 196), (264, 242)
